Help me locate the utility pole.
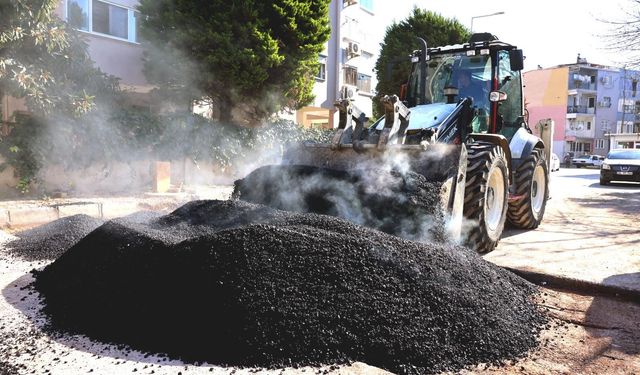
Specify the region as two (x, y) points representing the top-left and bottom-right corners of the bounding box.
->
(620, 65), (627, 151)
(470, 12), (505, 32)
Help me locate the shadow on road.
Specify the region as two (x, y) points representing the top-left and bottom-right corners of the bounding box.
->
(569, 192), (640, 216)
(584, 272), (640, 356)
(589, 182), (640, 190)
(563, 173), (601, 180)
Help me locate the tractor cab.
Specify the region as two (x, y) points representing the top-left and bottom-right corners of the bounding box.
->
(402, 33), (526, 140)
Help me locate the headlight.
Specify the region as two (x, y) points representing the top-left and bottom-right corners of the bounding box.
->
(602, 163), (611, 170)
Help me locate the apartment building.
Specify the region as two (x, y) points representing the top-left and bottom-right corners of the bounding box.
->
(524, 56), (640, 159)
(57, 0), (151, 102)
(294, 0), (379, 129)
(4, 1), (381, 128)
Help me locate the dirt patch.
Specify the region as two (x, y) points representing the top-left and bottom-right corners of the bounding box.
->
(32, 200), (546, 374)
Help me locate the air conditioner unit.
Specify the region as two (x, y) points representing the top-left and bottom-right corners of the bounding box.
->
(348, 42), (361, 57)
(341, 84), (358, 99)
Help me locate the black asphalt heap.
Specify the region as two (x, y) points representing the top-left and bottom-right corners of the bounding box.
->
(233, 165), (448, 243)
(33, 200), (546, 374)
(7, 214), (104, 261)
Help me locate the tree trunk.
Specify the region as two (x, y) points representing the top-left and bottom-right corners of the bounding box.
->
(216, 94), (234, 125)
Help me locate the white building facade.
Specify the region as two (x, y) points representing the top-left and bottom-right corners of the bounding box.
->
(294, 0), (380, 129)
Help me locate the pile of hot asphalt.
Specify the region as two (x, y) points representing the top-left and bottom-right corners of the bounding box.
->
(234, 165), (448, 243)
(32, 199), (546, 374)
(7, 214), (104, 261)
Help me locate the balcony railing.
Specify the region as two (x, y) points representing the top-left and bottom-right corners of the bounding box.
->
(567, 105), (589, 114)
(568, 82), (596, 91)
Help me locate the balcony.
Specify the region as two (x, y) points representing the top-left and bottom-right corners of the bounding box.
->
(567, 105), (588, 114)
(565, 128), (595, 139)
(566, 106), (595, 119)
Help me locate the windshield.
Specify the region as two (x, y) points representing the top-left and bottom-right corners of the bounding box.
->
(425, 53), (492, 108)
(607, 149), (640, 159)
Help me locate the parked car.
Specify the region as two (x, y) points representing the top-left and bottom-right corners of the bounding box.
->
(600, 148), (640, 185)
(572, 154), (605, 168)
(550, 153), (560, 172)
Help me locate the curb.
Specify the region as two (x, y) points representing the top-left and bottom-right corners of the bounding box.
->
(503, 266), (640, 302)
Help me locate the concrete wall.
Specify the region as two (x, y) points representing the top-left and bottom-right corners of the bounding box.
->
(87, 36), (147, 89)
(524, 67), (569, 157)
(0, 158), (240, 198)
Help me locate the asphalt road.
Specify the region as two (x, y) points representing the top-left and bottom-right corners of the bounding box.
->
(550, 166), (640, 197)
(486, 165), (640, 294)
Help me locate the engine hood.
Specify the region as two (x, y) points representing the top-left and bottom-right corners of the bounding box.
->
(604, 158), (640, 166)
(373, 103), (457, 131)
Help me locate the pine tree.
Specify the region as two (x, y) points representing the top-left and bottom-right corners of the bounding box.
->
(374, 8), (469, 117)
(138, 0), (332, 126)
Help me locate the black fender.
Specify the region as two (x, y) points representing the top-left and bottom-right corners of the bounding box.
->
(468, 133), (513, 183)
(508, 128), (545, 170)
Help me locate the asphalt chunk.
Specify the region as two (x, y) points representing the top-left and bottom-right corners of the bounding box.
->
(32, 200), (546, 374)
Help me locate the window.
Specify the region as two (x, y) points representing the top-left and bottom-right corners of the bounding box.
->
(588, 97), (595, 108)
(68, 0), (89, 31)
(344, 66), (357, 86)
(595, 139), (605, 149)
(316, 55), (326, 81)
(92, 1), (128, 39)
(356, 73), (371, 93)
(359, 0), (374, 12)
(497, 50), (523, 136)
(587, 121), (591, 130)
(66, 0), (138, 42)
(601, 119), (610, 131)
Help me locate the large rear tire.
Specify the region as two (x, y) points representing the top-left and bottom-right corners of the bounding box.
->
(508, 148), (549, 229)
(463, 142), (509, 254)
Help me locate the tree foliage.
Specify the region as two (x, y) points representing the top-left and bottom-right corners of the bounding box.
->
(0, 0), (118, 115)
(374, 8), (470, 117)
(599, 0), (640, 67)
(137, 0), (332, 126)
(0, 109), (331, 194)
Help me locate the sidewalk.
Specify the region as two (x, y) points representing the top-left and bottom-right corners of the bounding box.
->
(0, 185), (234, 230)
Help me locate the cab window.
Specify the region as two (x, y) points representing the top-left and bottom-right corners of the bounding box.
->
(497, 50), (524, 138)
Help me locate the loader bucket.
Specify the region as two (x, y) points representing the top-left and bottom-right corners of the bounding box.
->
(233, 142), (467, 244)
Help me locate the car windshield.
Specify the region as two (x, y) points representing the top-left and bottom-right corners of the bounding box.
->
(607, 149), (640, 160)
(575, 155), (590, 159)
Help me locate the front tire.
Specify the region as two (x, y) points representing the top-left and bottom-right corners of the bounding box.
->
(463, 142), (509, 254)
(508, 148), (549, 229)
(600, 178), (609, 185)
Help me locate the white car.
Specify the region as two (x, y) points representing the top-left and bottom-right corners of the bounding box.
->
(550, 153), (560, 172)
(572, 154), (605, 168)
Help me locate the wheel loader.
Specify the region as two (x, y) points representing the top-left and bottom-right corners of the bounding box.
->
(236, 33), (549, 254)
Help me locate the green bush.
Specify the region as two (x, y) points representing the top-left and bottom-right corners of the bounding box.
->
(0, 109), (333, 194)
